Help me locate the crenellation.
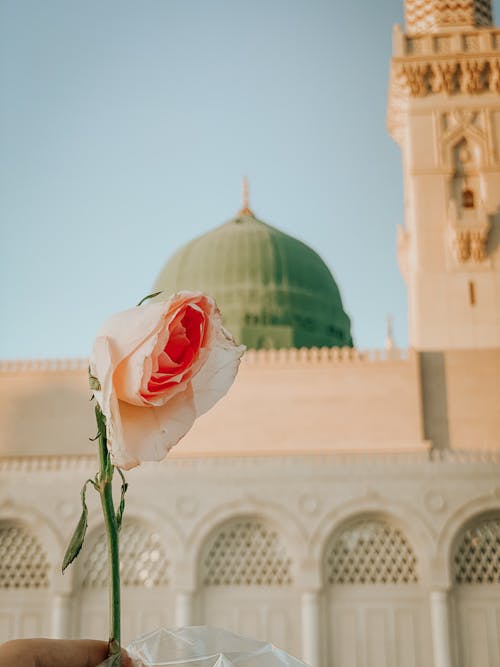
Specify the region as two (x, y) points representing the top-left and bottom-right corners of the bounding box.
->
(0, 348), (412, 374)
(403, 27), (500, 57)
(0, 358), (89, 373)
(1, 448), (500, 472)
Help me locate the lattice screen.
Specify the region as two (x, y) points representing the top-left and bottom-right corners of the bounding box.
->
(202, 519), (293, 586)
(326, 519), (418, 584)
(405, 0), (492, 34)
(80, 522), (169, 588)
(454, 516), (500, 584)
(0, 523), (50, 589)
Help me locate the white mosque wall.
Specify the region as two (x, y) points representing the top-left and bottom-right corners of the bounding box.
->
(0, 348), (499, 666)
(1, 451), (500, 666)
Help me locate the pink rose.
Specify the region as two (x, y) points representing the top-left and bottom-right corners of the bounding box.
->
(90, 292), (245, 470)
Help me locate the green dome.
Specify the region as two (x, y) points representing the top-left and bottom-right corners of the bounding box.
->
(153, 208), (353, 350)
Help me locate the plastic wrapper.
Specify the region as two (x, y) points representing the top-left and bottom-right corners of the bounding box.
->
(98, 626), (309, 667)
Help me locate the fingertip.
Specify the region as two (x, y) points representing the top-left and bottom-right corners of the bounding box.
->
(121, 650), (133, 667)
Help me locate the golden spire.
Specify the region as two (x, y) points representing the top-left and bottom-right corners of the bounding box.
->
(239, 176), (253, 216)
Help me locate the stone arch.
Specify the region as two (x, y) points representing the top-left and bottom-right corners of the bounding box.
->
(324, 516), (419, 585)
(442, 126), (488, 171)
(319, 498), (436, 667)
(443, 499), (500, 667)
(188, 499), (307, 589)
(0, 503), (58, 641)
(453, 513), (500, 585)
(0, 520), (51, 590)
(311, 495), (435, 587)
(76, 512), (175, 590)
(0, 500), (63, 589)
(199, 515), (294, 588)
(84, 503), (184, 550)
(75, 511), (178, 639)
(437, 495), (500, 586)
(194, 504), (304, 657)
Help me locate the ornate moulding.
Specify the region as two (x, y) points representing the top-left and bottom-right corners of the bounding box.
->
(447, 199), (492, 263)
(387, 26), (500, 143)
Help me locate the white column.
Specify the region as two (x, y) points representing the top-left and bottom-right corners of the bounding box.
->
(175, 590), (195, 627)
(430, 588), (453, 667)
(51, 592), (73, 639)
(301, 590), (321, 667)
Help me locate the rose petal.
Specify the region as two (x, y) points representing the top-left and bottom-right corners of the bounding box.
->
(190, 322), (246, 417)
(90, 336), (117, 423)
(108, 386), (197, 469)
(112, 296), (210, 407)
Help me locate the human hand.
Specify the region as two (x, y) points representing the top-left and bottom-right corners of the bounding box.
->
(0, 638), (132, 667)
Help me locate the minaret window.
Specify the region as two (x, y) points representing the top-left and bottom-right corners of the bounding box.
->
(462, 188), (475, 209)
(469, 281), (476, 306)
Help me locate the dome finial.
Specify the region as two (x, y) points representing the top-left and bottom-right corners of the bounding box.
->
(239, 176), (253, 216)
(385, 315), (397, 357)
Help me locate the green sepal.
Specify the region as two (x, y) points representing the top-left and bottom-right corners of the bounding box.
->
(89, 375), (101, 391)
(88, 366), (101, 391)
(136, 290), (162, 307)
(115, 468), (128, 530)
(107, 647), (122, 666)
(95, 405), (112, 481)
(61, 481), (90, 573)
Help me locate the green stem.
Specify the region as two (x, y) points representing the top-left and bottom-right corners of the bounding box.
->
(96, 405), (121, 661)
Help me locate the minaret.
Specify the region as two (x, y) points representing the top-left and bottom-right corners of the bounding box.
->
(388, 0), (500, 349)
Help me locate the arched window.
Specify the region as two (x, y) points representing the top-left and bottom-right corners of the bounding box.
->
(0, 522), (50, 589)
(462, 188), (475, 208)
(201, 519), (293, 586)
(79, 522), (169, 588)
(325, 518), (419, 584)
(453, 516), (500, 584)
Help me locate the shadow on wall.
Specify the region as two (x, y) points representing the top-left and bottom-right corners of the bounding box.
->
(419, 351), (450, 450)
(488, 205), (500, 257)
(4, 381), (95, 456)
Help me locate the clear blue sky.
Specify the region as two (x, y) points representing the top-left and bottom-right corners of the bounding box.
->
(1, 1), (498, 359)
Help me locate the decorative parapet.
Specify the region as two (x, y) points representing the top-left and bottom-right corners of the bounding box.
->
(394, 57), (500, 97)
(0, 448), (499, 473)
(242, 347), (410, 365)
(0, 358), (89, 373)
(0, 348), (411, 374)
(388, 25), (500, 143)
(392, 24), (500, 58)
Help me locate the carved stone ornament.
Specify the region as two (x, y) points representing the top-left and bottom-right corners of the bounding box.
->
(397, 58), (497, 97)
(432, 62), (460, 94)
(298, 493), (320, 515)
(424, 490), (446, 513)
(448, 200), (491, 262)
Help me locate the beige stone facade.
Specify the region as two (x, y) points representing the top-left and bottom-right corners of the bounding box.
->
(388, 18), (500, 350)
(1, 2), (500, 667)
(1, 347), (499, 459)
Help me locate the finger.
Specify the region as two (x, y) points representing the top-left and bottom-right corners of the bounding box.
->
(42, 639), (133, 667)
(0, 639), (132, 667)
